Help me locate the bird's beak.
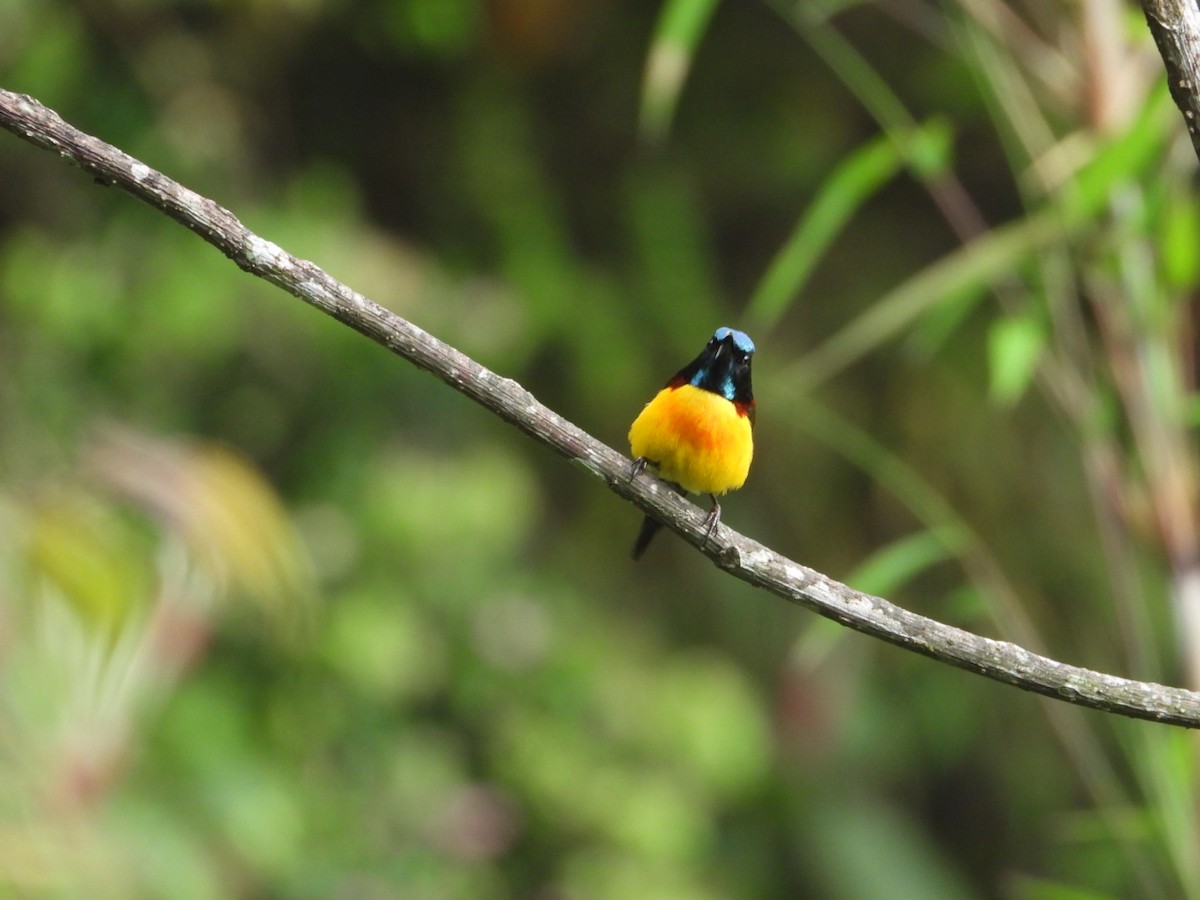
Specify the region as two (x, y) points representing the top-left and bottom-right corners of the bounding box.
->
(710, 336), (733, 364)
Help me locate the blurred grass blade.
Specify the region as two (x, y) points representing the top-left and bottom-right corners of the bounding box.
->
(778, 206), (1068, 391)
(780, 1), (917, 141)
(748, 119), (953, 335)
(626, 163), (723, 333)
(805, 798), (976, 900)
(1128, 727), (1200, 897)
(778, 85), (1170, 393)
(747, 133), (906, 335)
(639, 0), (721, 141)
(776, 395), (975, 557)
(1061, 85), (1171, 218)
(846, 530), (957, 597)
(986, 876), (1114, 900)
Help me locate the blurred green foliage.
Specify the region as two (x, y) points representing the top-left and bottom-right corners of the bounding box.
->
(3, 0), (1200, 897)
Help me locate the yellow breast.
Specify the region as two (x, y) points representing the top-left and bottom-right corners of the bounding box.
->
(628, 384), (753, 496)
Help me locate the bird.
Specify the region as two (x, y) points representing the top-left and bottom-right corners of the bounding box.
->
(628, 326), (755, 559)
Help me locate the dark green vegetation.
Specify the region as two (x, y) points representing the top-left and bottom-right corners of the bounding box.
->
(3, 1), (1199, 897)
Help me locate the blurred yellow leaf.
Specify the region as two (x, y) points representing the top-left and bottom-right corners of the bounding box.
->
(88, 428), (315, 625)
(25, 493), (150, 636)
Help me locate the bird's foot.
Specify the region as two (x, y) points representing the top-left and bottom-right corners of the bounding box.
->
(630, 457), (649, 482)
(701, 497), (722, 548)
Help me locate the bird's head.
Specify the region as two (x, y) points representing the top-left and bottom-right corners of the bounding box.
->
(671, 327), (755, 410)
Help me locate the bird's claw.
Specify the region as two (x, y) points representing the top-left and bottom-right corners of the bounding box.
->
(701, 497), (722, 549)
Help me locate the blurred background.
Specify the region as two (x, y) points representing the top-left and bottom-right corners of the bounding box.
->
(2, 0), (1200, 897)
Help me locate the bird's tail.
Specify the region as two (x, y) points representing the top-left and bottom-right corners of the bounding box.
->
(631, 515), (663, 560)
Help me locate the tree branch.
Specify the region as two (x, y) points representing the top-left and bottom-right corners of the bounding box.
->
(1142, 0), (1200, 162)
(2, 87), (1199, 727)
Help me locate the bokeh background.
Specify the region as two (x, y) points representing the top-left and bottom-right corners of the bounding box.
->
(3, 0), (1200, 897)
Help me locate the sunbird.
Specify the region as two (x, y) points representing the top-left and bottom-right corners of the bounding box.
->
(628, 326), (756, 559)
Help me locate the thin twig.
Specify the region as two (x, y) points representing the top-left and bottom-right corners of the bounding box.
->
(2, 87), (1199, 727)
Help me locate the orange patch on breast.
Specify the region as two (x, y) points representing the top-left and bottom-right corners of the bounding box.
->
(628, 384), (754, 495)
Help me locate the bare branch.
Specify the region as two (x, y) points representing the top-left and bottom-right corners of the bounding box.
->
(2, 87), (1198, 727)
(1142, 0), (1200, 161)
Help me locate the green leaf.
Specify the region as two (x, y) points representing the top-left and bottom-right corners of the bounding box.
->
(1160, 190), (1200, 289)
(904, 115), (954, 180)
(987, 314), (1044, 405)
